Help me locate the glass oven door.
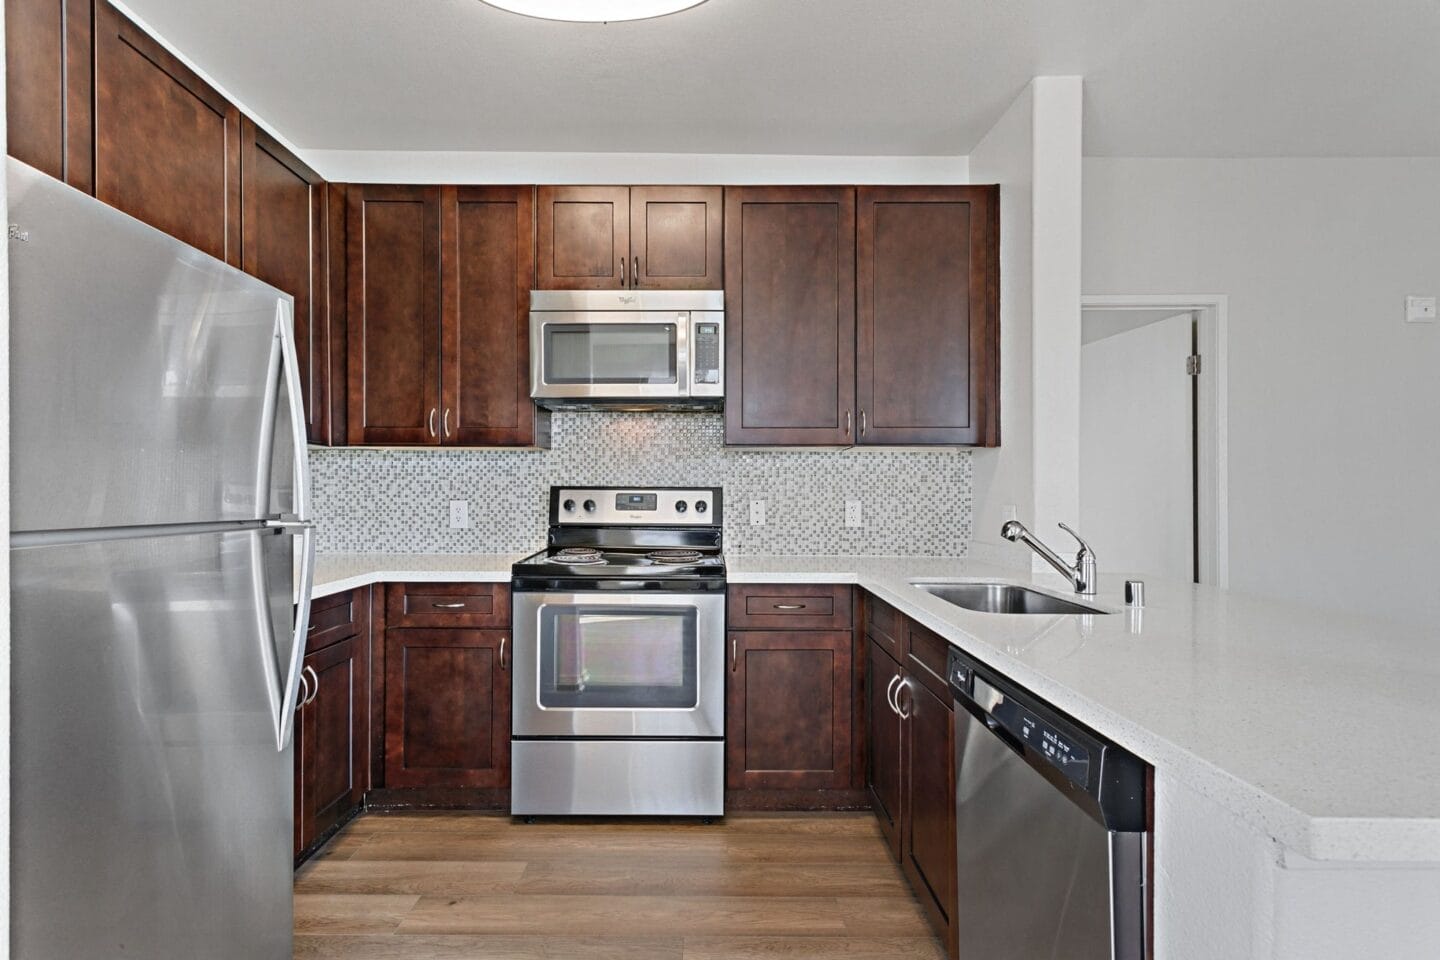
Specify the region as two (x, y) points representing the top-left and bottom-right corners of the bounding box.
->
(531, 313), (691, 399)
(512, 591), (725, 738)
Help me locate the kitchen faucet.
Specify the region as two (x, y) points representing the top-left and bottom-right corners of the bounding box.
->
(1001, 521), (1097, 597)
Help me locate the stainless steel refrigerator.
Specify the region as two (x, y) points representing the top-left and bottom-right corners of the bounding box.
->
(7, 158), (315, 959)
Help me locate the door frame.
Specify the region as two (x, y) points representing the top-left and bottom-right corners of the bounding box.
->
(1080, 295), (1229, 588)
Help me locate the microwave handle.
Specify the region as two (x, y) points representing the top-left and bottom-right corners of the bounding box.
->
(676, 313), (691, 394)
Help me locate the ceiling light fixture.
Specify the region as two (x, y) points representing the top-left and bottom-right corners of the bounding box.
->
(479, 0), (709, 22)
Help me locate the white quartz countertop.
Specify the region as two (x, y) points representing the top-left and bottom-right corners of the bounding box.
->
(308, 550), (1440, 863)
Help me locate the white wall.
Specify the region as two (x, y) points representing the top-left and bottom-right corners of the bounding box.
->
(969, 77), (1084, 571)
(300, 150), (970, 185)
(1084, 158), (1440, 628)
(968, 84), (1035, 564)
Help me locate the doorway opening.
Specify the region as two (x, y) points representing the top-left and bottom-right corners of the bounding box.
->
(1079, 296), (1228, 587)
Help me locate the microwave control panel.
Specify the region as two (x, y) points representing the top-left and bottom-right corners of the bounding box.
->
(690, 314), (724, 395)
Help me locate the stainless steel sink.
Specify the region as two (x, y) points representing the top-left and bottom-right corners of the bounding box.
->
(913, 581), (1109, 615)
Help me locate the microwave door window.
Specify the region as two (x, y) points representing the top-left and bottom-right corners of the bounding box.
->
(540, 606), (698, 709)
(544, 324), (678, 384)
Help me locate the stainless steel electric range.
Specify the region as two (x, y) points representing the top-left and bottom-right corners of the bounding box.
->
(510, 486), (726, 817)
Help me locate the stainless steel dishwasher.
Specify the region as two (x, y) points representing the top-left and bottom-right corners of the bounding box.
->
(947, 647), (1149, 960)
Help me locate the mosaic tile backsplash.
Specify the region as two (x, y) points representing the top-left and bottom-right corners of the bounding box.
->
(310, 412), (973, 556)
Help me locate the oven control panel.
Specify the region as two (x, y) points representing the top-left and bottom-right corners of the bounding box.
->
(552, 487), (722, 526)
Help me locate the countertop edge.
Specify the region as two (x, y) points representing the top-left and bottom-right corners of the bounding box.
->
(304, 553), (1440, 864)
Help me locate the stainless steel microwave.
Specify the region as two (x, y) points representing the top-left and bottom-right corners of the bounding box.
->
(529, 290), (724, 410)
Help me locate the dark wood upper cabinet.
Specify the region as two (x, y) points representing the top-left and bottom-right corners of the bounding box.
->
(384, 628), (511, 789)
(724, 186), (856, 445)
(93, 0), (240, 265)
(537, 185), (629, 289)
(345, 184), (442, 446)
(537, 185), (721, 290)
(857, 185), (999, 446)
(5, 0), (93, 190)
(630, 185), (722, 289)
(240, 120), (333, 444)
(726, 629), (854, 790)
(441, 185), (549, 446)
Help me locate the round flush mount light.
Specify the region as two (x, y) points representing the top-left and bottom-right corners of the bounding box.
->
(479, 0), (709, 22)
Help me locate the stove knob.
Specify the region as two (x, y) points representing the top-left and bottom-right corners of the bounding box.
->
(562, 499), (576, 512)
(583, 499), (596, 513)
(695, 500), (708, 514)
(675, 500), (688, 513)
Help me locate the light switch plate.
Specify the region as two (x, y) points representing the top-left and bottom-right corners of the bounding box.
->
(845, 499), (863, 528)
(749, 500), (767, 526)
(448, 499), (470, 529)
(1406, 296), (1437, 323)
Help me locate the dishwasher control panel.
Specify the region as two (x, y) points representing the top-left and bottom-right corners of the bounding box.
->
(1009, 707), (1092, 789)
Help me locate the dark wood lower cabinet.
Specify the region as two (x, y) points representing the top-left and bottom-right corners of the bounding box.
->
(726, 630), (854, 790)
(295, 587), (370, 860)
(866, 604), (958, 959)
(300, 633), (367, 845)
(384, 628), (510, 789)
(866, 638), (905, 852)
(901, 673), (957, 958)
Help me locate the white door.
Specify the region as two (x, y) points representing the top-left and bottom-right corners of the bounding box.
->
(1080, 311), (1195, 581)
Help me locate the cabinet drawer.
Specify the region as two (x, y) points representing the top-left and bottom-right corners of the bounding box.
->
(863, 594), (906, 661)
(305, 587), (366, 654)
(727, 585), (853, 631)
(386, 583), (510, 629)
(905, 620), (953, 705)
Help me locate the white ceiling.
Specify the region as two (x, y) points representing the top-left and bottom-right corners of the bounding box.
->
(117, 0), (1440, 158)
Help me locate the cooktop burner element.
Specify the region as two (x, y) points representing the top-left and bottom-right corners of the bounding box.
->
(551, 547), (605, 565)
(647, 549), (704, 565)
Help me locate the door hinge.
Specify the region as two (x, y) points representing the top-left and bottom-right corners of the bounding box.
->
(1186, 354), (1202, 376)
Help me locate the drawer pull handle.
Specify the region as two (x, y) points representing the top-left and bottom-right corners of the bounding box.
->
(774, 603), (807, 610)
(431, 602), (468, 609)
(302, 665), (320, 707)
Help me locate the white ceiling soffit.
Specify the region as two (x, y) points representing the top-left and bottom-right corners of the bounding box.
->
(117, 0), (1440, 158)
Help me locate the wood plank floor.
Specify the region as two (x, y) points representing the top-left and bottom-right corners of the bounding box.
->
(294, 811), (945, 959)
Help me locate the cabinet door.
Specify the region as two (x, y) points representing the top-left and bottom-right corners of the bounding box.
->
(345, 185), (441, 445)
(240, 120), (331, 444)
(384, 629), (510, 788)
(866, 638), (904, 856)
(93, 1), (240, 264)
(441, 185), (547, 446)
(724, 186), (856, 445)
(536, 185), (629, 289)
(857, 186), (999, 446)
(301, 632), (368, 847)
(901, 673), (958, 955)
(630, 185), (722, 289)
(726, 630), (853, 790)
(5, 0), (92, 189)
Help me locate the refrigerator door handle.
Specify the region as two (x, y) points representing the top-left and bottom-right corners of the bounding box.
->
(254, 522), (314, 752)
(257, 298), (315, 751)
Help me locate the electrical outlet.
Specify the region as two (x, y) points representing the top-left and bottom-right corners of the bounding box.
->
(845, 499), (863, 528)
(1406, 295), (1437, 323)
(749, 500), (767, 526)
(448, 499), (470, 529)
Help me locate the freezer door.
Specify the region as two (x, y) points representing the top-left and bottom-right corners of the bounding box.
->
(11, 528), (298, 960)
(7, 159), (299, 531)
